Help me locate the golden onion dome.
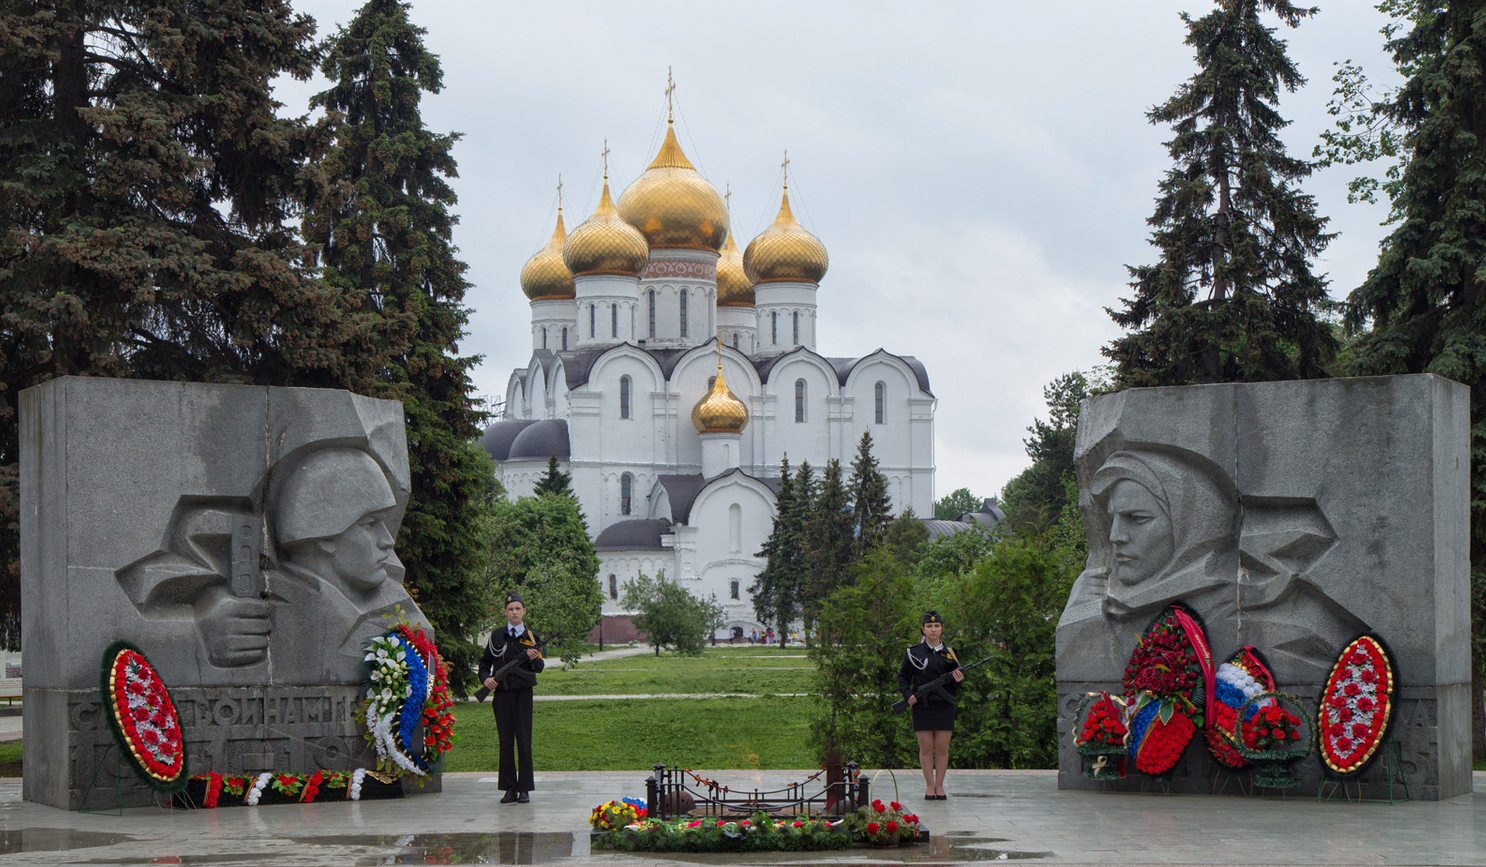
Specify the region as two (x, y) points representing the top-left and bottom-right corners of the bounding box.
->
(616, 122), (729, 252)
(691, 362), (749, 434)
(519, 210), (575, 300)
(563, 174), (649, 277)
(743, 184), (829, 284)
(715, 230), (752, 307)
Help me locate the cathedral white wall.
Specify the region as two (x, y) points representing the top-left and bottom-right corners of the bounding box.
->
(759, 355), (839, 473)
(500, 458), (567, 500)
(530, 298), (576, 352)
(574, 273), (640, 348)
(687, 479), (774, 633)
(596, 553), (674, 617)
(666, 351), (760, 475)
(639, 251), (719, 348)
(843, 358), (935, 515)
(716, 305), (757, 355)
(754, 282), (817, 356)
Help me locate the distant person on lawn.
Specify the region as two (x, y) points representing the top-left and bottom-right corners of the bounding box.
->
(480, 592), (544, 804)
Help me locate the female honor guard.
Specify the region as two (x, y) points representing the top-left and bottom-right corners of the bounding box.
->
(479, 592), (544, 803)
(897, 611), (964, 800)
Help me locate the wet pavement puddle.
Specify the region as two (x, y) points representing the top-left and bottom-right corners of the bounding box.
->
(294, 831), (577, 864)
(0, 828), (136, 854)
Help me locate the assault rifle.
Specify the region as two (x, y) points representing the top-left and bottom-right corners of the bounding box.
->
(890, 654), (995, 713)
(474, 630), (562, 702)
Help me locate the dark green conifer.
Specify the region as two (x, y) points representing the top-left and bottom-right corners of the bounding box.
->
(848, 431), (893, 558)
(308, 0), (488, 692)
(0, 1), (385, 649)
(1342, 0), (1486, 759)
(532, 455), (575, 500)
(751, 458), (802, 644)
(801, 459), (854, 629)
(1106, 0), (1337, 386)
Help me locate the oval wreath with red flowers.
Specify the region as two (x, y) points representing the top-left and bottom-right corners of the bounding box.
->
(1317, 634), (1397, 776)
(99, 640), (189, 794)
(1123, 603), (1213, 776)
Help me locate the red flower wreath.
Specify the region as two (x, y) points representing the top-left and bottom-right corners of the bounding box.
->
(1318, 635), (1396, 776)
(100, 641), (188, 793)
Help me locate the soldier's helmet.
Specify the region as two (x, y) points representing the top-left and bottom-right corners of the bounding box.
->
(274, 448), (397, 546)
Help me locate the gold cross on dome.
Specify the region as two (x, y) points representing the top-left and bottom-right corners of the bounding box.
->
(781, 150), (790, 189)
(666, 68), (676, 122)
(601, 140), (610, 177)
(556, 174), (563, 212)
(724, 183), (732, 210)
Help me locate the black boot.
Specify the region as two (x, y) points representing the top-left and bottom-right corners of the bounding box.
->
(500, 790), (518, 804)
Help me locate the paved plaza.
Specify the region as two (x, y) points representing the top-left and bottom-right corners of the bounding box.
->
(1, 769), (1484, 866)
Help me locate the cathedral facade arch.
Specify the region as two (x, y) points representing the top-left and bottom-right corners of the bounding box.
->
(759, 348), (840, 469)
(842, 350), (935, 516)
(688, 473), (776, 621)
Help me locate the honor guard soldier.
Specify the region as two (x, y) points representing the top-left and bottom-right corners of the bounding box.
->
(480, 592), (544, 803)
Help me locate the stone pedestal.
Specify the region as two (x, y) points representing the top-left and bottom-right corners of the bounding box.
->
(21, 377), (437, 809)
(1056, 374), (1470, 800)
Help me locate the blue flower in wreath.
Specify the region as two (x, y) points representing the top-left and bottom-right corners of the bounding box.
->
(395, 634), (431, 767)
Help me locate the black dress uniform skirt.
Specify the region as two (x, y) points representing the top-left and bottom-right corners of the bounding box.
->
(911, 699), (955, 732)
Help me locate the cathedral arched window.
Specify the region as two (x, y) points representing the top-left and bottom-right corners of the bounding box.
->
(875, 381), (886, 424)
(729, 503), (742, 553)
(795, 379), (806, 423)
(561, 327), (568, 350)
(620, 473), (633, 515)
(730, 579), (739, 599)
(771, 311), (778, 345)
(732, 332), (739, 348)
(589, 304), (595, 338)
(611, 303), (618, 338)
(792, 311), (800, 345)
(679, 290), (688, 338)
(609, 574), (618, 600)
(619, 375), (631, 419)
(648, 290), (656, 337)
(542, 327), (548, 350)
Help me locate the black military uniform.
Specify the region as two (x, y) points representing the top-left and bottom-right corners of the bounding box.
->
(897, 612), (961, 732)
(479, 592), (544, 801)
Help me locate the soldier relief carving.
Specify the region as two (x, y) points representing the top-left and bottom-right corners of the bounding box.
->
(116, 445), (429, 686)
(1061, 446), (1361, 685)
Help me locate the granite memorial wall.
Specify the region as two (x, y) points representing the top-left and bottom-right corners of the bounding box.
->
(21, 377), (432, 809)
(1056, 374), (1470, 800)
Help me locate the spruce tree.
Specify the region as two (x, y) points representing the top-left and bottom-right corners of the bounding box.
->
(1342, 0), (1486, 759)
(1105, 0), (1337, 387)
(848, 431), (894, 559)
(801, 459), (854, 630)
(0, 1), (388, 649)
(532, 455), (574, 499)
(309, 0), (489, 693)
(751, 458), (798, 640)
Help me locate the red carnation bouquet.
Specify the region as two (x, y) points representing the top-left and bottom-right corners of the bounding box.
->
(1241, 704), (1302, 751)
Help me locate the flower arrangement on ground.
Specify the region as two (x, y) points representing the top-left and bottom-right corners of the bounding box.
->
(356, 621), (455, 779)
(589, 798), (647, 831)
(1073, 692), (1127, 780)
(1123, 603), (1213, 775)
(1206, 646), (1276, 769)
(174, 769), (403, 808)
(1236, 692), (1313, 788)
(590, 808), (849, 853)
(1317, 634), (1397, 777)
(845, 798), (921, 847)
(98, 640), (189, 795)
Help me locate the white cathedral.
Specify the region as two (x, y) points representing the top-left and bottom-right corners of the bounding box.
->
(482, 116), (938, 638)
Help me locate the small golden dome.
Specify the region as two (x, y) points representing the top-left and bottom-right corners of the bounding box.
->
(743, 185), (829, 284)
(520, 210), (575, 300)
(715, 230), (752, 307)
(691, 362), (749, 434)
(563, 174), (650, 277)
(616, 123), (729, 252)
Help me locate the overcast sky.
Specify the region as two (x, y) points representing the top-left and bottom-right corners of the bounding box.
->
(277, 1), (1402, 504)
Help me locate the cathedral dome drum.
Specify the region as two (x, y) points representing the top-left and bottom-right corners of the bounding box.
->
(743, 185), (828, 284)
(616, 123), (729, 253)
(691, 364), (749, 434)
(520, 211), (576, 299)
(715, 230), (752, 306)
(563, 175), (650, 277)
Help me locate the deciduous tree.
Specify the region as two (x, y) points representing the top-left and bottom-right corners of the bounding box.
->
(934, 488), (981, 521)
(622, 571), (725, 657)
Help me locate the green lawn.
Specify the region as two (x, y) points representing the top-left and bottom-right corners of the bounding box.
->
(537, 645), (814, 696)
(443, 695), (816, 771)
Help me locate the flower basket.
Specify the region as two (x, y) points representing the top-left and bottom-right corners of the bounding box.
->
(847, 798), (921, 846)
(1236, 692), (1313, 788)
(1072, 692), (1127, 781)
